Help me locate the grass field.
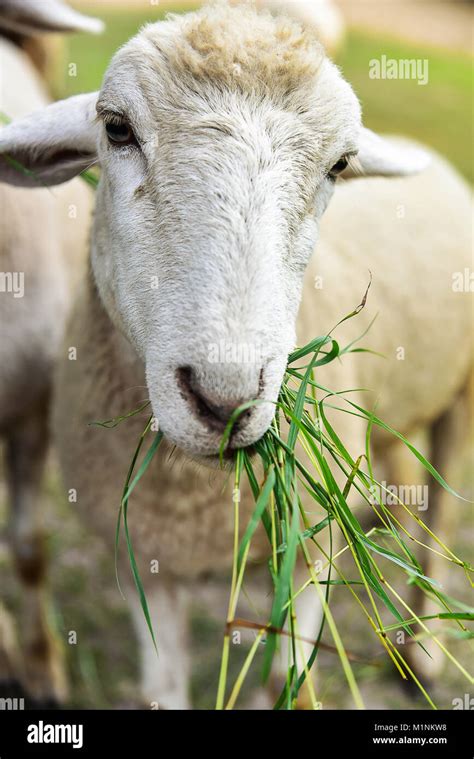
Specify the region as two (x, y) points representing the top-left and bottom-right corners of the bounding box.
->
(61, 5), (474, 182)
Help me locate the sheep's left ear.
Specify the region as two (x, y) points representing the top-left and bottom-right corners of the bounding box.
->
(343, 127), (431, 178)
(0, 92), (100, 187)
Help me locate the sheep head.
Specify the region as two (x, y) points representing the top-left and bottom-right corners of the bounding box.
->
(0, 3), (429, 461)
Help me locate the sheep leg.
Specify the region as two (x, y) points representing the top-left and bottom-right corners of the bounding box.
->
(404, 378), (473, 684)
(128, 581), (191, 710)
(4, 400), (68, 704)
(0, 600), (23, 686)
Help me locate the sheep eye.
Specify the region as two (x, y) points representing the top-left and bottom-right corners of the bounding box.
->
(328, 155), (349, 178)
(105, 120), (137, 147)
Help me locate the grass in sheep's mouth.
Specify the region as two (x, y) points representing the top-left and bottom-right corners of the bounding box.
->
(93, 286), (474, 710)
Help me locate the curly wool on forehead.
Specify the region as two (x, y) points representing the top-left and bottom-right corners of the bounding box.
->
(139, 2), (324, 94)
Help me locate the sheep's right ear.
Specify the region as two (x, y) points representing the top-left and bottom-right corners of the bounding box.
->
(0, 0), (104, 36)
(0, 93), (100, 187)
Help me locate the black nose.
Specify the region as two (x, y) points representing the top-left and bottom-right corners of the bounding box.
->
(176, 366), (253, 433)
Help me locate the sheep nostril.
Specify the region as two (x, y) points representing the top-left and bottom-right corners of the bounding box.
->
(176, 366), (253, 434)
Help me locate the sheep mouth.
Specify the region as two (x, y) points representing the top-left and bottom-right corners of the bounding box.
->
(188, 443), (259, 469)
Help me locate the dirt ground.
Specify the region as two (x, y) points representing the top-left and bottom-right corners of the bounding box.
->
(337, 0), (473, 53)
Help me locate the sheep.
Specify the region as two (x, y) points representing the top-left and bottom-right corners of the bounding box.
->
(0, 0), (102, 704)
(0, 2), (471, 709)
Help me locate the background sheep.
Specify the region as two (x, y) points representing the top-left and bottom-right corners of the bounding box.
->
(0, 0), (102, 704)
(257, 0), (345, 54)
(0, 1), (470, 712)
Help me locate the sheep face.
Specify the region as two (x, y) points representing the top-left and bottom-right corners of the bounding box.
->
(0, 5), (429, 461)
(87, 13), (361, 460)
